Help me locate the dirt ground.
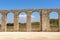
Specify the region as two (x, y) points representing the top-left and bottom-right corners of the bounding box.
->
(0, 32), (60, 40)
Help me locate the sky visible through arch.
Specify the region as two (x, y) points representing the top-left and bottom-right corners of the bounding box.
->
(0, 0), (60, 23)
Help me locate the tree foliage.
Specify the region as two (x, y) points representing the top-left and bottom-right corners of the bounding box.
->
(0, 19), (58, 26)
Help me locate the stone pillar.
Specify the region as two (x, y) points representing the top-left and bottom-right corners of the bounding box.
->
(26, 11), (32, 32)
(39, 11), (42, 31)
(42, 9), (50, 32)
(1, 12), (7, 32)
(58, 12), (60, 32)
(47, 14), (50, 31)
(14, 12), (19, 32)
(40, 14), (42, 31)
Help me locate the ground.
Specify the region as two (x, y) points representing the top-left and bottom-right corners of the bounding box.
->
(0, 32), (60, 40)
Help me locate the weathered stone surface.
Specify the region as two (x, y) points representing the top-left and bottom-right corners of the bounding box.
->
(0, 9), (60, 32)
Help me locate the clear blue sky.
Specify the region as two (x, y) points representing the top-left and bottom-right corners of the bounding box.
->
(0, 0), (60, 9)
(0, 0), (60, 23)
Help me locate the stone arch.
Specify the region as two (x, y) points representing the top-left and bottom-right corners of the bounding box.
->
(18, 11), (27, 15)
(0, 9), (60, 32)
(49, 12), (59, 32)
(6, 12), (14, 32)
(31, 12), (40, 32)
(18, 12), (27, 32)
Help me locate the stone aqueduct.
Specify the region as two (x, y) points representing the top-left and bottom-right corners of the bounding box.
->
(0, 9), (60, 32)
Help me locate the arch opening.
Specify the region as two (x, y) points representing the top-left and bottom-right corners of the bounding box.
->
(0, 13), (2, 31)
(19, 12), (27, 32)
(6, 13), (14, 32)
(31, 12), (40, 32)
(49, 12), (59, 32)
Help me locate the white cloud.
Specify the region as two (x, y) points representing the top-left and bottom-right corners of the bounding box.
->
(19, 15), (35, 18)
(19, 15), (38, 23)
(19, 15), (26, 18)
(19, 15), (40, 23)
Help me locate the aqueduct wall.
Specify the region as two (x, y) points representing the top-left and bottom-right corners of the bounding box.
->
(0, 9), (60, 32)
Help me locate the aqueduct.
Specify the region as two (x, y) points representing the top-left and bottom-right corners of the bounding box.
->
(0, 9), (60, 32)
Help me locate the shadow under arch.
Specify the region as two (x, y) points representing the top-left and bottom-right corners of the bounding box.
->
(49, 12), (59, 32)
(31, 12), (41, 32)
(18, 12), (27, 32)
(6, 12), (14, 32)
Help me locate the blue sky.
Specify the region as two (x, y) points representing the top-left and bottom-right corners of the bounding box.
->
(0, 0), (60, 23)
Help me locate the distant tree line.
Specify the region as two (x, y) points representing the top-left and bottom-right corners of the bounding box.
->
(50, 19), (59, 27)
(0, 19), (59, 26)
